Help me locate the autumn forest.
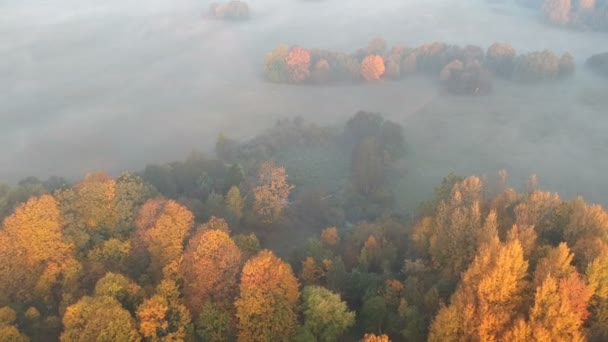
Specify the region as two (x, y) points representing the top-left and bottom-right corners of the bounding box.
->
(2, 0), (608, 341)
(1, 112), (608, 342)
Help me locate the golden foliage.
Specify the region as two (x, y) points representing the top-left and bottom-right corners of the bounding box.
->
(235, 250), (299, 342)
(253, 161), (294, 224)
(360, 55), (385, 81)
(428, 239), (528, 341)
(136, 280), (192, 341)
(360, 333), (390, 342)
(321, 227), (340, 247)
(61, 296), (140, 342)
(181, 229), (241, 317)
(134, 197), (193, 280)
(533, 242), (575, 288)
(0, 195), (79, 304)
(529, 275), (584, 341)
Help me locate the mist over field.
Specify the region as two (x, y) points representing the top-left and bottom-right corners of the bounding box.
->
(1, 0), (607, 210)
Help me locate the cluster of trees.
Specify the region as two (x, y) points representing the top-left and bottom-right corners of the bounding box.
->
(586, 52), (608, 76)
(5, 112), (608, 341)
(0, 112), (407, 341)
(264, 38), (575, 94)
(207, 0), (250, 21)
(541, 0), (608, 30)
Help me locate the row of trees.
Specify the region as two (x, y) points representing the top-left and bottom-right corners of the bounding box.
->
(264, 38), (575, 95)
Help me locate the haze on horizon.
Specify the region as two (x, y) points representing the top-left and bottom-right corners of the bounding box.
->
(1, 0), (607, 210)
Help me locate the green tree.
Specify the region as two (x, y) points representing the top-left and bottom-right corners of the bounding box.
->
(195, 302), (234, 342)
(225, 186), (244, 221)
(301, 286), (355, 341)
(360, 296), (387, 334)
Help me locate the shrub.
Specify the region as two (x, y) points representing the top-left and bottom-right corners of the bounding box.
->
(311, 59), (331, 84)
(208, 0), (250, 20)
(361, 55), (386, 81)
(486, 42), (517, 77)
(366, 38), (388, 55)
(559, 52), (576, 77)
(513, 50), (562, 82)
(332, 53), (361, 81)
(586, 52), (608, 77)
(264, 45), (290, 83)
(440, 60), (493, 95)
(401, 52), (418, 75)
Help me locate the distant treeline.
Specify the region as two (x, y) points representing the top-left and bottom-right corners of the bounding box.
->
(264, 38), (576, 95)
(538, 0), (608, 30)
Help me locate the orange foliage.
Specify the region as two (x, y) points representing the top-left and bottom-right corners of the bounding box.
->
(134, 197), (194, 280)
(0, 195), (78, 304)
(286, 46), (311, 83)
(181, 229), (241, 317)
(360, 55), (385, 81)
(300, 257), (324, 285)
(361, 333), (390, 342)
(321, 227), (340, 247)
(253, 161), (294, 224)
(558, 272), (593, 321)
(364, 235), (378, 250)
(235, 250), (299, 341)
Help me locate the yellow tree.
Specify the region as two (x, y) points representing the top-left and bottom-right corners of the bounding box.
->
(428, 238), (528, 341)
(136, 279), (192, 342)
(235, 250), (299, 342)
(61, 296), (140, 342)
(428, 176), (487, 280)
(360, 333), (390, 342)
(133, 197), (193, 280)
(533, 242), (575, 288)
(529, 275), (585, 341)
(181, 228), (241, 317)
(0, 195), (79, 305)
(253, 161), (294, 224)
(0, 306), (29, 342)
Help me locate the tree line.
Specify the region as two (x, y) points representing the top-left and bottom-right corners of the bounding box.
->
(263, 38), (576, 95)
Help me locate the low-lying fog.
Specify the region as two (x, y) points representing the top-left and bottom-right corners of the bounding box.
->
(1, 0), (607, 210)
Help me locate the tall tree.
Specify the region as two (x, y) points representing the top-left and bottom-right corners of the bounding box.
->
(133, 197), (193, 281)
(235, 250), (299, 342)
(61, 296), (139, 342)
(301, 286), (355, 342)
(428, 238), (528, 341)
(225, 186), (244, 221)
(0, 195), (79, 305)
(253, 161), (294, 224)
(181, 228), (241, 317)
(136, 279), (192, 341)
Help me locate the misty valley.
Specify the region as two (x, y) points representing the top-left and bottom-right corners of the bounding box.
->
(1, 0), (608, 341)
